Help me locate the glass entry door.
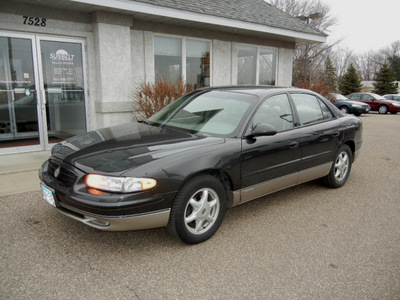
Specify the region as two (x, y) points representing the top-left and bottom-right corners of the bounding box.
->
(39, 39), (87, 145)
(0, 36), (40, 148)
(0, 33), (87, 152)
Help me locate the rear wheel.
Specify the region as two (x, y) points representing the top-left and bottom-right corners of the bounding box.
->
(168, 175), (227, 244)
(378, 105), (388, 114)
(322, 145), (352, 188)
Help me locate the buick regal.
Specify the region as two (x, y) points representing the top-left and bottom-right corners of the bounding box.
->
(39, 86), (363, 244)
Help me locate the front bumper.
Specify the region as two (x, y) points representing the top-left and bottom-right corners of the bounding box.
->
(54, 204), (170, 231)
(39, 158), (175, 231)
(351, 106), (370, 114)
(389, 106), (400, 112)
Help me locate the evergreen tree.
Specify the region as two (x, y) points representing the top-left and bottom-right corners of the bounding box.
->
(388, 55), (400, 81)
(339, 63), (362, 95)
(324, 57), (337, 91)
(372, 63), (399, 95)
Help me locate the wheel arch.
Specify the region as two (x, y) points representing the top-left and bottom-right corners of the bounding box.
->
(343, 140), (355, 162)
(177, 169), (235, 208)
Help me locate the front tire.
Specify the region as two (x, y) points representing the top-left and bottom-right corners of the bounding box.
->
(168, 175), (227, 244)
(322, 145), (352, 188)
(339, 106), (349, 114)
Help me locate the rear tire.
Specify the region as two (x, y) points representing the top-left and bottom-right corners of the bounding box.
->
(378, 105), (388, 114)
(168, 175), (227, 244)
(322, 145), (352, 188)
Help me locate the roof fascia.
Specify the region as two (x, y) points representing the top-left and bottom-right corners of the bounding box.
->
(71, 0), (327, 43)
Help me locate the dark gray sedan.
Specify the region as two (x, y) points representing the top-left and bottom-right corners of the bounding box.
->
(39, 86), (363, 244)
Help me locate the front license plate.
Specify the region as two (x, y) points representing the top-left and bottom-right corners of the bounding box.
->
(41, 184), (56, 207)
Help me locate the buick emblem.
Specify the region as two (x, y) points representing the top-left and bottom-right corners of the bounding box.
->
(54, 166), (61, 178)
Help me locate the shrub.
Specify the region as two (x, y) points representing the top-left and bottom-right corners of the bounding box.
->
(296, 80), (334, 98)
(132, 78), (196, 121)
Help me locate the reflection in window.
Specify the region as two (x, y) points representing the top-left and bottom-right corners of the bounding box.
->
(252, 94), (293, 132)
(238, 46), (257, 85)
(154, 36), (211, 87)
(237, 46), (277, 86)
(259, 49), (276, 85)
(40, 40), (86, 139)
(148, 90), (255, 137)
(291, 94), (333, 125)
(154, 36), (182, 82)
(186, 39), (210, 87)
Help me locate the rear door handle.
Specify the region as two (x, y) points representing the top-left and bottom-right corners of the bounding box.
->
(331, 131), (340, 137)
(289, 141), (299, 149)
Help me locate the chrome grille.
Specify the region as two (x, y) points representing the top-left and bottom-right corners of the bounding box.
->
(48, 160), (78, 187)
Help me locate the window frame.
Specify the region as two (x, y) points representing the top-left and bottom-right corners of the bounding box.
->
(153, 34), (212, 86)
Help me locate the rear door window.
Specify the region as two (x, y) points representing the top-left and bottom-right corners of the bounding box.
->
(291, 94), (334, 126)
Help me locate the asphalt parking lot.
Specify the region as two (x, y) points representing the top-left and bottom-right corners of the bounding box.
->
(1, 113), (399, 300)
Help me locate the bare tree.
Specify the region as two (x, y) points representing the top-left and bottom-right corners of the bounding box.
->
(353, 51), (382, 81)
(329, 47), (355, 83)
(270, 0), (338, 84)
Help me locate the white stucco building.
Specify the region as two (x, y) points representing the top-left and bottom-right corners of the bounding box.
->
(0, 0), (326, 154)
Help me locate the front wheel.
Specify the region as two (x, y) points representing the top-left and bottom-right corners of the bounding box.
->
(322, 145), (352, 188)
(339, 106), (349, 114)
(168, 175), (227, 244)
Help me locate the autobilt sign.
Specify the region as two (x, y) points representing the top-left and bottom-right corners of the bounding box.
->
(50, 49), (75, 65)
(49, 49), (76, 84)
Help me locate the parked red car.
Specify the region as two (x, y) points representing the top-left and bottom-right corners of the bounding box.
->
(347, 93), (400, 114)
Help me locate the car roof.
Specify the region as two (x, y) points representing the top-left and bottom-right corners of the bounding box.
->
(197, 85), (305, 98)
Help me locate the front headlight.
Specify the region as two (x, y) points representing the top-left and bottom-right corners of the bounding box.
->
(351, 104), (361, 107)
(85, 174), (157, 192)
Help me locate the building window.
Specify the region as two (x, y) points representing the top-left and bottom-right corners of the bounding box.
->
(259, 48), (277, 85)
(237, 46), (257, 85)
(237, 45), (277, 85)
(186, 39), (210, 87)
(154, 35), (182, 83)
(154, 35), (210, 87)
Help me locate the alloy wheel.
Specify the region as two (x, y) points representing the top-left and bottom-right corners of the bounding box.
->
(184, 188), (220, 235)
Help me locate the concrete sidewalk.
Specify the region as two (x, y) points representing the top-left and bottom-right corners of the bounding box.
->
(0, 151), (50, 196)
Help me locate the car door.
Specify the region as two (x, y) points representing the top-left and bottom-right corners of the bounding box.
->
(240, 93), (302, 203)
(358, 94), (378, 110)
(289, 93), (345, 183)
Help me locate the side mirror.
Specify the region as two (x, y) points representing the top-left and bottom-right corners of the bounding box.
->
(250, 123), (277, 137)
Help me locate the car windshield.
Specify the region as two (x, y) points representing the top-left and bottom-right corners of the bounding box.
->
(147, 90), (257, 137)
(335, 94), (347, 100)
(371, 93), (386, 100)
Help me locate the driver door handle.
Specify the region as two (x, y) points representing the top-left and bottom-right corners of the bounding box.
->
(289, 141), (299, 149)
(331, 131), (340, 137)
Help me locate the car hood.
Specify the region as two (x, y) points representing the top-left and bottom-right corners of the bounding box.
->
(51, 122), (225, 174)
(379, 99), (398, 104)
